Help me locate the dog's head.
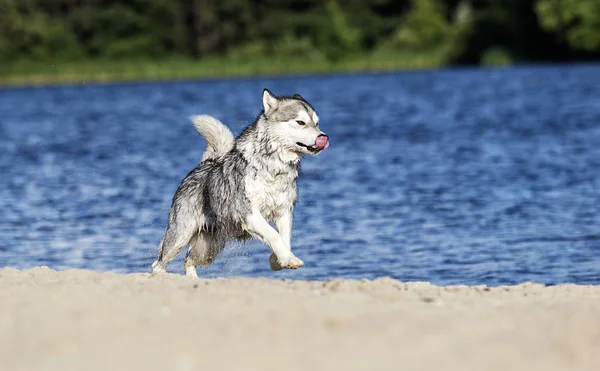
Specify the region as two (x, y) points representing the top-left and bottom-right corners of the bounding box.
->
(261, 89), (329, 156)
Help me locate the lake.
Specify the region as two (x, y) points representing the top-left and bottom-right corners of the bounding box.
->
(1, 64), (599, 286)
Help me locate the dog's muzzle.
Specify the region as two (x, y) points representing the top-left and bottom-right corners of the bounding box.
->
(297, 134), (329, 152)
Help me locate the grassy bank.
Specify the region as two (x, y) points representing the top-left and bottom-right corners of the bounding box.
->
(0, 51), (446, 87)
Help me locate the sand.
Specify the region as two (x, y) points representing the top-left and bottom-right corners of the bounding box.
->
(0, 267), (599, 371)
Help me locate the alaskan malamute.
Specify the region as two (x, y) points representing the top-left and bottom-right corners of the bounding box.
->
(151, 89), (329, 277)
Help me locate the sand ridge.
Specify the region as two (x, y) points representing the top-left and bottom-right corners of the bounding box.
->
(0, 266), (599, 371)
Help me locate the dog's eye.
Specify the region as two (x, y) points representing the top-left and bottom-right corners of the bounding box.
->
(315, 122), (319, 127)
(296, 120), (306, 126)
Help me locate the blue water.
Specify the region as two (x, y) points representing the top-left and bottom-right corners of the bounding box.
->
(1, 65), (599, 286)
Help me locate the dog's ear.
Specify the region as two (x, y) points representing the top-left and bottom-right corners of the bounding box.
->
(293, 94), (304, 101)
(262, 89), (279, 115)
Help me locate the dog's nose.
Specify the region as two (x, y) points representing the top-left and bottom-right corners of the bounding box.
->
(315, 134), (329, 150)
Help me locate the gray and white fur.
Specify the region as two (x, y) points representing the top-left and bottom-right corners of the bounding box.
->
(151, 89), (329, 277)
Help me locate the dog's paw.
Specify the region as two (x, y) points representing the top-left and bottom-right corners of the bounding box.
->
(269, 253), (304, 271)
(184, 265), (198, 278)
(151, 260), (167, 275)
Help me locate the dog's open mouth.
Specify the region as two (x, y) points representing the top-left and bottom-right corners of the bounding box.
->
(296, 142), (321, 152)
(297, 135), (329, 152)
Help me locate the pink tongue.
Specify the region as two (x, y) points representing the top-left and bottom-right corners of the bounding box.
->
(315, 135), (329, 150)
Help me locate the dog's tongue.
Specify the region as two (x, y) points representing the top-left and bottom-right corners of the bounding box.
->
(315, 135), (329, 150)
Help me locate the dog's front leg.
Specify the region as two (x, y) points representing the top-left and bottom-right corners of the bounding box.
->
(275, 208), (293, 251)
(245, 209), (304, 271)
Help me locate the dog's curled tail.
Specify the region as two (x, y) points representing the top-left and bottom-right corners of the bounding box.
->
(190, 115), (235, 161)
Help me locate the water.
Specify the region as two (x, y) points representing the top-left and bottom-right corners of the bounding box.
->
(1, 65), (599, 286)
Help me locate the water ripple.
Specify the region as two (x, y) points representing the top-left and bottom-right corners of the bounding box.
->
(1, 65), (600, 285)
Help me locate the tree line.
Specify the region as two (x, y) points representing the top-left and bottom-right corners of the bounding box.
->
(1, 0), (599, 65)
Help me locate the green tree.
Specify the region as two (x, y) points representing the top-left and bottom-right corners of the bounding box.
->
(315, 0), (363, 60)
(0, 0), (83, 60)
(444, 1), (475, 61)
(1, 0), (599, 68)
(535, 0), (600, 52)
(393, 0), (450, 50)
(68, 0), (179, 58)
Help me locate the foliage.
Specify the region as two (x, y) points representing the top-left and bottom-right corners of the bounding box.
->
(0, 0), (599, 79)
(316, 0), (363, 60)
(444, 1), (475, 61)
(535, 0), (600, 52)
(393, 0), (449, 50)
(481, 47), (514, 67)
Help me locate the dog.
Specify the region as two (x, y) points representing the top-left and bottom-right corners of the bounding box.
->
(151, 89), (329, 277)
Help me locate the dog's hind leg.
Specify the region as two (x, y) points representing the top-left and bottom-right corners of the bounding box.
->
(184, 232), (225, 277)
(151, 218), (198, 274)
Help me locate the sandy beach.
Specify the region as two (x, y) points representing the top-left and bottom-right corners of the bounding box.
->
(0, 267), (599, 371)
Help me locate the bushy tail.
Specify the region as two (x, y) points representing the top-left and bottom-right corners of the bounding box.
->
(190, 115), (235, 161)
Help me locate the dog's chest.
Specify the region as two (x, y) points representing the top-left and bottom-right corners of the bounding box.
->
(245, 162), (298, 220)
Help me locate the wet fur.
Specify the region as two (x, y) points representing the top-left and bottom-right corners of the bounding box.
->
(151, 89), (326, 276)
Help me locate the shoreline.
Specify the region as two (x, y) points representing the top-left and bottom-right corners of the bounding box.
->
(0, 54), (445, 88)
(0, 65), (433, 90)
(1, 266), (599, 371)
(2, 59), (598, 89)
